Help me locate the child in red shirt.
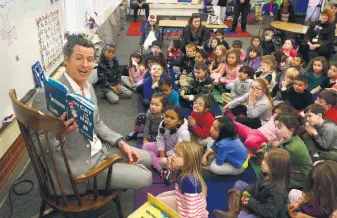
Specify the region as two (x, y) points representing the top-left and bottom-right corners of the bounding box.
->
(315, 90), (337, 123)
(188, 95), (215, 148)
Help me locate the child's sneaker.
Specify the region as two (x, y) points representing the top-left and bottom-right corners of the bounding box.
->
(160, 168), (172, 185)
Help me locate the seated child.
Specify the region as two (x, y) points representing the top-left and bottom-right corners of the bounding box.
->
(143, 106), (190, 182)
(158, 141), (208, 217)
(311, 64), (337, 94)
(262, 30), (276, 55)
(235, 102), (294, 152)
(291, 55), (305, 75)
(272, 51), (289, 83)
(288, 161), (337, 218)
(144, 40), (168, 72)
(281, 75), (314, 113)
(224, 79), (273, 128)
(125, 92), (166, 142)
(97, 44), (132, 104)
(202, 115), (249, 175)
(214, 49), (241, 92)
(303, 104), (337, 162)
(232, 40), (245, 62)
(179, 43), (196, 76)
(143, 63), (163, 106)
(143, 55), (161, 80)
(209, 45), (226, 75)
(280, 39), (298, 58)
(304, 56), (329, 92)
(195, 49), (209, 64)
(315, 90), (337, 123)
(275, 112), (313, 189)
(205, 37), (220, 60)
(180, 62), (213, 107)
(158, 76), (179, 106)
(274, 67), (299, 101)
(215, 29), (230, 50)
(255, 55), (277, 92)
(245, 36), (264, 60)
(167, 39), (182, 68)
(231, 65), (254, 99)
(121, 51), (144, 92)
(244, 46), (262, 71)
(214, 148), (290, 218)
(188, 95), (215, 148)
(140, 15), (161, 51)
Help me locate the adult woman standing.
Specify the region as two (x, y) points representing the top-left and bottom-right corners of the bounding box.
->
(299, 9), (336, 63)
(276, 0), (295, 23)
(183, 13), (210, 49)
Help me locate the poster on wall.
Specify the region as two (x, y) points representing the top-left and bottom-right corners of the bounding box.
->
(36, 10), (63, 71)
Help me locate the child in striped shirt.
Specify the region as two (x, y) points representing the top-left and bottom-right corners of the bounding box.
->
(235, 102), (294, 152)
(157, 141), (208, 218)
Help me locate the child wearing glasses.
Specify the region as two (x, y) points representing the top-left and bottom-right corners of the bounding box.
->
(223, 79), (273, 129)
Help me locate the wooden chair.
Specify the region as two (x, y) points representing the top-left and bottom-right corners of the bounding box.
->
(9, 89), (125, 218)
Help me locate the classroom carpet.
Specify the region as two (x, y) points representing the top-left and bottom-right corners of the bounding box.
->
(223, 21), (254, 37)
(126, 20), (146, 36)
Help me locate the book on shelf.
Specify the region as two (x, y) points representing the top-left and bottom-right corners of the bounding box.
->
(43, 77), (95, 141)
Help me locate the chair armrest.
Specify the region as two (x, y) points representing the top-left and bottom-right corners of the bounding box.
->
(74, 154), (124, 184)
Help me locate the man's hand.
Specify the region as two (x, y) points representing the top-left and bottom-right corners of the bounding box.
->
(119, 141), (140, 164)
(188, 116), (196, 127)
(139, 3), (143, 7)
(240, 0), (245, 3)
(59, 112), (78, 139)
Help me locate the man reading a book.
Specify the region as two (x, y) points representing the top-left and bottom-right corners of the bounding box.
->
(32, 34), (153, 195)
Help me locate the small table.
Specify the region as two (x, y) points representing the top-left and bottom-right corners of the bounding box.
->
(158, 20), (229, 40)
(271, 21), (309, 34)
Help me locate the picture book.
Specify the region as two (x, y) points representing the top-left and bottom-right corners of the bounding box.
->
(43, 77), (95, 141)
(32, 61), (46, 88)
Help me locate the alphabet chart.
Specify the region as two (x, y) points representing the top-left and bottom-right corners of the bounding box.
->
(36, 10), (63, 71)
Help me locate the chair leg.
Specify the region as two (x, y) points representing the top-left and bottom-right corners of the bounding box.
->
(114, 195), (124, 218)
(39, 200), (46, 217)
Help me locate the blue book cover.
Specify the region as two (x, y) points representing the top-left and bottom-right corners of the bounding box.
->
(32, 61), (46, 87)
(66, 94), (95, 141)
(44, 78), (95, 141)
(44, 77), (68, 117)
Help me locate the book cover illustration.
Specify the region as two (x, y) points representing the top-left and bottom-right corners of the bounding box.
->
(32, 61), (46, 88)
(43, 78), (95, 141)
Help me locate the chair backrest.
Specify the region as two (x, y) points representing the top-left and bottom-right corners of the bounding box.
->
(8, 89), (73, 207)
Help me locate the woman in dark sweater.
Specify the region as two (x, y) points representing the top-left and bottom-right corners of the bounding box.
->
(299, 9), (336, 63)
(276, 0), (295, 23)
(183, 13), (209, 50)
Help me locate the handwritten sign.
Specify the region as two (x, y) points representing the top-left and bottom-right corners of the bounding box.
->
(36, 10), (63, 71)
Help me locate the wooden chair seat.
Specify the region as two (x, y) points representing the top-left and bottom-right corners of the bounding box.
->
(45, 190), (121, 213)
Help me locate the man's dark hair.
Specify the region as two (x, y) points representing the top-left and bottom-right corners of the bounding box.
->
(63, 34), (95, 58)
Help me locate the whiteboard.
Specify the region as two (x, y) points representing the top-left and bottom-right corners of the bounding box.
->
(0, 0), (64, 119)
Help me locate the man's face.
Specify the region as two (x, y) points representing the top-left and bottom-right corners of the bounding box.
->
(65, 45), (94, 85)
(151, 45), (162, 55)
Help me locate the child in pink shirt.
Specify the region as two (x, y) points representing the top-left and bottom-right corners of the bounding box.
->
(219, 49), (242, 90)
(280, 39), (297, 58)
